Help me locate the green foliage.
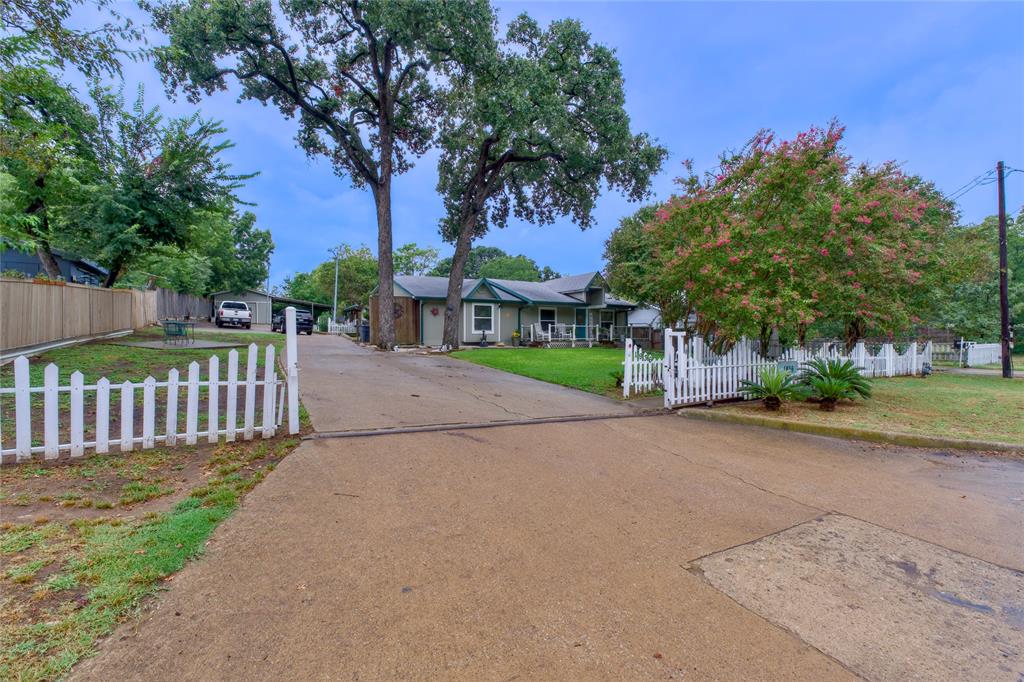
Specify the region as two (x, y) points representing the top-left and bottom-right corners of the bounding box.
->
(67, 85), (252, 286)
(393, 243), (439, 276)
(800, 358), (872, 399)
(806, 376), (859, 410)
(436, 14), (666, 243)
(739, 366), (808, 410)
(478, 254), (544, 281)
(932, 211), (1023, 341)
(604, 204), (689, 326)
(428, 245), (558, 280)
(281, 244), (378, 308)
(0, 65), (99, 261)
(0, 0), (142, 76)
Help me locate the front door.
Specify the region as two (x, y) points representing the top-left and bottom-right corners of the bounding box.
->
(575, 308), (587, 339)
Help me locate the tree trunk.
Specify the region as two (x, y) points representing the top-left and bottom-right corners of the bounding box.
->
(103, 257), (124, 288)
(844, 317), (864, 353)
(35, 241), (62, 280)
(25, 179), (62, 280)
(441, 220), (477, 349)
(374, 178), (396, 349)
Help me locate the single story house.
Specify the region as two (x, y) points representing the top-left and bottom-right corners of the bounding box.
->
(370, 272), (637, 347)
(0, 246), (108, 286)
(211, 289), (331, 325)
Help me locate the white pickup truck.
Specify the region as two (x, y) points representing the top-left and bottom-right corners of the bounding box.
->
(215, 301), (252, 329)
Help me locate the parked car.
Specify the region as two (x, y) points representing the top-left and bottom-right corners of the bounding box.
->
(272, 309), (314, 335)
(215, 301), (252, 329)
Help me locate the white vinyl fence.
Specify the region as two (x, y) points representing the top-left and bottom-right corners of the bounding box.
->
(622, 331), (934, 404)
(963, 343), (1001, 367)
(1, 307), (302, 462)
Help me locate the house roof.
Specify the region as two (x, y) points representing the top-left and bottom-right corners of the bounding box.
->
(393, 273), (635, 308)
(543, 272), (598, 293)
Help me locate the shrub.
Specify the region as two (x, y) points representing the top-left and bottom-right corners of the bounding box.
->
(801, 358), (872, 398)
(740, 366), (808, 411)
(801, 358), (872, 410)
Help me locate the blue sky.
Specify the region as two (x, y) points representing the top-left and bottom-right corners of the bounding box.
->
(75, 1), (1024, 287)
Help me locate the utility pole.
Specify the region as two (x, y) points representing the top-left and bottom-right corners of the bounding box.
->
(332, 248), (339, 324)
(997, 161), (1013, 378)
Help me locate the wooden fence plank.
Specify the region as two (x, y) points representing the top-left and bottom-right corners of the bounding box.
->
(70, 371), (84, 457)
(186, 361), (200, 445)
(95, 378), (109, 454)
(120, 381), (134, 452)
(208, 356), (219, 444)
(43, 363), (59, 459)
(243, 344), (257, 440)
(226, 350), (238, 442)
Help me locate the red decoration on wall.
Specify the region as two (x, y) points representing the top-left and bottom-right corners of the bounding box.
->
(431, 307), (439, 316)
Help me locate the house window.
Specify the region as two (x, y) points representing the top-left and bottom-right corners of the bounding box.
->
(539, 308), (556, 331)
(600, 310), (615, 330)
(472, 304), (494, 334)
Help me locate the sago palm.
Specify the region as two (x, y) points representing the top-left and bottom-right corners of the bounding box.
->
(801, 358), (872, 400)
(740, 366), (808, 411)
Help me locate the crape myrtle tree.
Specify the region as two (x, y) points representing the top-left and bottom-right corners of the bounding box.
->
(434, 14), (666, 348)
(646, 122), (959, 351)
(147, 0), (497, 348)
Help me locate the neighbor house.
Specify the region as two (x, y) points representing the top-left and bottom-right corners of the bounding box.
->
(0, 245), (108, 286)
(369, 272), (637, 347)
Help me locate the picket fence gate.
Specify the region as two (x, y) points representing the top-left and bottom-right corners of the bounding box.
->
(1, 307), (302, 462)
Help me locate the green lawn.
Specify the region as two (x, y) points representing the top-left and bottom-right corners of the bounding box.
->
(721, 372), (1024, 445)
(451, 347), (649, 396)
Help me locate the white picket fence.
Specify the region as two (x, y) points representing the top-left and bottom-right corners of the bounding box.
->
(658, 332), (932, 407)
(622, 340), (663, 396)
(327, 319), (357, 335)
(1, 307), (302, 462)
(963, 342), (1001, 367)
(621, 331), (934, 404)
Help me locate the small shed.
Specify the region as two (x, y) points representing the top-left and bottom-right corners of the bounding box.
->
(210, 289), (329, 325)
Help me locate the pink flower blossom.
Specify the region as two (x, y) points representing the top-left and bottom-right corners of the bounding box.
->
(820, 248), (830, 257)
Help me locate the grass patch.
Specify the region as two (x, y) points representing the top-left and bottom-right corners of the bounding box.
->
(720, 372), (1024, 445)
(0, 435), (302, 680)
(451, 347), (649, 396)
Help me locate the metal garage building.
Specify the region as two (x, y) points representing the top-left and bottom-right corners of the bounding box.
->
(210, 289), (330, 325)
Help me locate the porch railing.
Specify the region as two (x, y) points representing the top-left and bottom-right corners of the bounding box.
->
(520, 323), (630, 346)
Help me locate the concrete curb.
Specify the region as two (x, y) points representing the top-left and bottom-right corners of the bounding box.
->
(677, 408), (1024, 453)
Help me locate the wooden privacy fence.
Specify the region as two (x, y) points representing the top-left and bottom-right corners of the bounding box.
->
(156, 288), (211, 320)
(0, 308), (302, 462)
(0, 278), (159, 353)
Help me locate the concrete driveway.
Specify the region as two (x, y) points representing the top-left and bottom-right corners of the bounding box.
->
(296, 334), (637, 432)
(73, 336), (1024, 680)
